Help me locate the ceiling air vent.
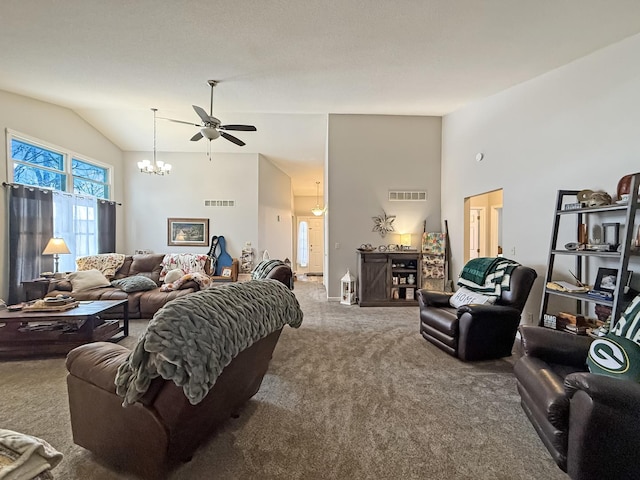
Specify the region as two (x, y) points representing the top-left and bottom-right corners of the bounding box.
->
(204, 199), (235, 207)
(388, 190), (427, 201)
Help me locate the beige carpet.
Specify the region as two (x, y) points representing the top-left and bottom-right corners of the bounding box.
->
(0, 281), (567, 479)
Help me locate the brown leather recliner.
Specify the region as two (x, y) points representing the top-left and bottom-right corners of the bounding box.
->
(65, 276), (299, 479)
(418, 264), (537, 361)
(514, 325), (640, 479)
(66, 330), (282, 480)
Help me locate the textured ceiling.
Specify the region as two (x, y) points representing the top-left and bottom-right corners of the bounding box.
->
(2, 1), (640, 195)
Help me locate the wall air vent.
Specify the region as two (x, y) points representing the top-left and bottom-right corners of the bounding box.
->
(388, 191), (427, 201)
(204, 199), (235, 207)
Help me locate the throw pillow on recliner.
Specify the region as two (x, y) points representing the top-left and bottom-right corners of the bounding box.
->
(587, 294), (640, 382)
(449, 287), (497, 308)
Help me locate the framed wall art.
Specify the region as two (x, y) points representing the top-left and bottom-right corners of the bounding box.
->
(167, 218), (209, 246)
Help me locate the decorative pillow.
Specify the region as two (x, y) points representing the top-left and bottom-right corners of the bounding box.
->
(68, 269), (111, 292)
(587, 294), (640, 382)
(163, 268), (184, 284)
(587, 333), (640, 382)
(76, 253), (126, 277)
(111, 275), (158, 293)
(449, 286), (497, 308)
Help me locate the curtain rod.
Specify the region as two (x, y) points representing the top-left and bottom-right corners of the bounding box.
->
(2, 182), (122, 206)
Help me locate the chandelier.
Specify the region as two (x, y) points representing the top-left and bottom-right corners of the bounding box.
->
(311, 181), (326, 216)
(137, 108), (172, 175)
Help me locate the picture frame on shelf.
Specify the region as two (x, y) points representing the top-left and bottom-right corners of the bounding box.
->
(221, 267), (233, 278)
(593, 267), (618, 292)
(167, 218), (209, 246)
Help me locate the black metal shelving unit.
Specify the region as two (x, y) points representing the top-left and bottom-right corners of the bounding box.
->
(540, 174), (640, 328)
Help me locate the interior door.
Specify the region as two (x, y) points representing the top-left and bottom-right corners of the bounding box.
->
(308, 217), (324, 274)
(469, 209), (481, 259)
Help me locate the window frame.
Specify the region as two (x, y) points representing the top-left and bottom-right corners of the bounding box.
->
(6, 128), (113, 200)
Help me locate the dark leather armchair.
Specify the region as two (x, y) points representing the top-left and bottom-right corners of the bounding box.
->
(418, 264), (537, 361)
(514, 325), (640, 480)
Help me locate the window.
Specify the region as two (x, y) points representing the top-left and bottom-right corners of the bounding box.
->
(8, 131), (111, 200)
(297, 221), (309, 267)
(11, 138), (67, 191)
(7, 130), (113, 268)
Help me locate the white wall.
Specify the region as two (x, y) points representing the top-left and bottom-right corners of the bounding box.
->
(123, 151), (259, 258)
(327, 114), (442, 299)
(0, 89), (124, 300)
(442, 33), (640, 323)
(258, 155), (294, 261)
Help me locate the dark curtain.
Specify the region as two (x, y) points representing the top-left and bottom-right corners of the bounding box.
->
(97, 200), (117, 253)
(8, 185), (54, 304)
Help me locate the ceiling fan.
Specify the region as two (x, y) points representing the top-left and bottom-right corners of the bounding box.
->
(159, 80), (256, 146)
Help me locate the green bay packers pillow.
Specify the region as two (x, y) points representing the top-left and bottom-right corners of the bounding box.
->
(587, 333), (640, 382)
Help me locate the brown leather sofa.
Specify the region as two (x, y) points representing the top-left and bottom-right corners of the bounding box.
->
(65, 274), (298, 479)
(46, 254), (239, 319)
(66, 329), (282, 479)
(418, 264), (537, 361)
(514, 325), (640, 479)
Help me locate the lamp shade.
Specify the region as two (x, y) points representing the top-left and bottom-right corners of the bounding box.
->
(42, 237), (70, 255)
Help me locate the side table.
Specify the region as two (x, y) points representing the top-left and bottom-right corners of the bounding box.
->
(21, 278), (52, 301)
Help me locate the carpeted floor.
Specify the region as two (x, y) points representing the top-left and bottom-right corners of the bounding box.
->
(0, 281), (567, 479)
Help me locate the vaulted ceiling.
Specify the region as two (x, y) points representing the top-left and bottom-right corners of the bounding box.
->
(2, 1), (640, 195)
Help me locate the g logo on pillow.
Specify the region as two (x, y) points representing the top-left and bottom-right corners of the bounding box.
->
(587, 334), (640, 382)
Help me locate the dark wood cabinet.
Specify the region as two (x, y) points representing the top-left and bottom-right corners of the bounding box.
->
(21, 278), (52, 302)
(357, 251), (420, 306)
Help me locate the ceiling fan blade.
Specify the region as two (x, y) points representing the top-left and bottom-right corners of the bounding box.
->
(193, 105), (212, 123)
(220, 132), (246, 146)
(220, 124), (257, 132)
(157, 116), (200, 127)
(190, 132), (203, 142)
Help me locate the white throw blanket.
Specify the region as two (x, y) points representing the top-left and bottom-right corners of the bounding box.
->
(0, 429), (62, 480)
(115, 279), (303, 406)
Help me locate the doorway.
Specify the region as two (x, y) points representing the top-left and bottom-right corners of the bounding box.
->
(296, 216), (324, 275)
(464, 189), (503, 263)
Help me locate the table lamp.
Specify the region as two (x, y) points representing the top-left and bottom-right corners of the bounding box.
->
(42, 237), (70, 273)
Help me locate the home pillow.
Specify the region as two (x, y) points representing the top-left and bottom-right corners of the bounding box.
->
(68, 269), (111, 292)
(111, 275), (158, 293)
(163, 268), (184, 284)
(449, 286), (497, 308)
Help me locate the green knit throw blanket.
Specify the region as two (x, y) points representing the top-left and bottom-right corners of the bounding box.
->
(115, 279), (303, 406)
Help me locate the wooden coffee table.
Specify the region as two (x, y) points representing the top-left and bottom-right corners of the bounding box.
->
(0, 299), (128, 359)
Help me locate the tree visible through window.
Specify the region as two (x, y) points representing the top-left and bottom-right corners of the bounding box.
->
(10, 135), (110, 200)
(12, 138), (67, 191)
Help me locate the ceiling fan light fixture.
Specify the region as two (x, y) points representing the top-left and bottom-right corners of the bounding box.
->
(201, 127), (220, 140)
(139, 108), (172, 176)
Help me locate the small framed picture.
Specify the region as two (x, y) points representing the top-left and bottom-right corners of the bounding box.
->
(406, 288), (415, 300)
(593, 268), (618, 292)
(221, 267), (233, 278)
